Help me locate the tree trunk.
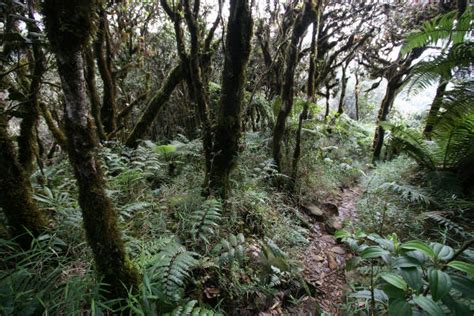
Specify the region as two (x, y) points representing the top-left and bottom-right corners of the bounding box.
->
(95, 9), (117, 135)
(337, 61), (349, 115)
(43, 0), (138, 298)
(372, 80), (398, 162)
(84, 47), (107, 141)
(39, 102), (67, 149)
(17, 5), (46, 175)
(125, 64), (183, 148)
(354, 72), (360, 121)
(324, 83), (330, 118)
(0, 103), (47, 248)
(423, 79), (448, 139)
(207, 0), (253, 198)
(291, 16), (320, 184)
(272, 0), (317, 171)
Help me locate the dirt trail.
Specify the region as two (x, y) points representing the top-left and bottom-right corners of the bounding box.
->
(291, 186), (362, 315)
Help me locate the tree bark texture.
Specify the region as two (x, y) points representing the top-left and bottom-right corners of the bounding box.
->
(0, 103), (47, 248)
(95, 8), (117, 135)
(354, 72), (360, 121)
(125, 64), (184, 148)
(84, 47), (107, 141)
(272, 0), (317, 171)
(207, 0), (253, 198)
(17, 4), (46, 175)
(43, 0), (138, 298)
(337, 61), (349, 115)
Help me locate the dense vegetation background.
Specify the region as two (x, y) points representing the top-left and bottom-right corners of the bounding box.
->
(0, 0), (473, 315)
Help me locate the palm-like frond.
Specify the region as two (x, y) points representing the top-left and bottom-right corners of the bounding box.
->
(401, 8), (473, 55)
(405, 42), (474, 96)
(383, 122), (436, 170)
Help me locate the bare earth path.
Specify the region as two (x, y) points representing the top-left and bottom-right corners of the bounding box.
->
(290, 186), (362, 315)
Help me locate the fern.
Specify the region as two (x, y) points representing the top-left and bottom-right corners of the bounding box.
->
(383, 123), (436, 170)
(150, 242), (198, 303)
(190, 199), (222, 243)
(212, 233), (246, 265)
(423, 211), (469, 238)
(380, 182), (431, 205)
(401, 8), (473, 55)
(164, 300), (222, 316)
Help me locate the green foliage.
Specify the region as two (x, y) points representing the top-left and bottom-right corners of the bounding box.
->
(401, 8), (473, 55)
(149, 242), (198, 303)
(190, 199), (222, 244)
(212, 233), (246, 266)
(164, 300), (222, 316)
(338, 232), (474, 315)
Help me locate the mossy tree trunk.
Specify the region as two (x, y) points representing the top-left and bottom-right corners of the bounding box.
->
(337, 60), (350, 115)
(125, 64), (184, 148)
(17, 2), (46, 175)
(372, 79), (400, 162)
(43, 0), (138, 298)
(291, 12), (321, 184)
(39, 102), (67, 149)
(84, 47), (107, 142)
(372, 48), (424, 162)
(354, 72), (360, 121)
(95, 8), (117, 135)
(0, 102), (47, 248)
(272, 0), (317, 171)
(207, 0), (253, 198)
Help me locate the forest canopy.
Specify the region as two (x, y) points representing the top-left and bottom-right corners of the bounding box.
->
(0, 0), (473, 315)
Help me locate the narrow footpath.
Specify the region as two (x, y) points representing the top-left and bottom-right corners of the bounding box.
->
(291, 186), (362, 315)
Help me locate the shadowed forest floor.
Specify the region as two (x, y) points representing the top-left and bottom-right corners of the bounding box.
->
(262, 185), (362, 315)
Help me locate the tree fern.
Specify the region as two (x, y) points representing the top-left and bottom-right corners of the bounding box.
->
(405, 42), (474, 96)
(164, 300), (222, 316)
(190, 199), (222, 244)
(212, 233), (246, 265)
(401, 8), (473, 55)
(150, 242), (198, 303)
(383, 122), (436, 170)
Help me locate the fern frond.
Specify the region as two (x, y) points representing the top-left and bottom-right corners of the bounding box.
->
(164, 300), (222, 316)
(402, 8), (473, 54)
(150, 242), (198, 303)
(383, 123), (436, 170)
(380, 182), (432, 205)
(190, 199), (222, 244)
(423, 211), (469, 238)
(212, 233), (246, 265)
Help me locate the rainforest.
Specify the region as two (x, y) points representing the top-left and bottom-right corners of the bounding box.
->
(0, 0), (473, 315)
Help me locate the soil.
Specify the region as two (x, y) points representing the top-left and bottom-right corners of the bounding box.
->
(285, 186), (362, 315)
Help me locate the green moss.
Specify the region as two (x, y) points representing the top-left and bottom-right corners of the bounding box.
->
(0, 108), (47, 248)
(42, 0), (98, 53)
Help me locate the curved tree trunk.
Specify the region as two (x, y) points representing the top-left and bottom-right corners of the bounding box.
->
(39, 102), (67, 149)
(43, 0), (138, 298)
(95, 9), (117, 135)
(291, 14), (321, 184)
(337, 61), (349, 115)
(0, 103), (47, 248)
(272, 0), (317, 171)
(423, 79), (448, 139)
(372, 80), (398, 162)
(207, 0), (253, 198)
(84, 47), (107, 141)
(354, 72), (360, 121)
(17, 4), (46, 175)
(125, 64), (183, 148)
